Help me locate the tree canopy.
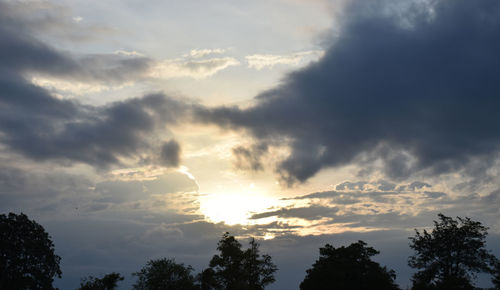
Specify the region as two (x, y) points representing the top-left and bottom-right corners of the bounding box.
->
(408, 213), (498, 289)
(78, 272), (124, 290)
(0, 212), (62, 290)
(205, 232), (277, 290)
(300, 240), (399, 290)
(493, 260), (500, 289)
(132, 258), (198, 290)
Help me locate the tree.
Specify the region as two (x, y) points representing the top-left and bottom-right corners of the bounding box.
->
(133, 258), (198, 290)
(78, 272), (124, 290)
(207, 232), (277, 290)
(197, 268), (218, 290)
(0, 212), (62, 289)
(300, 240), (399, 290)
(244, 238), (277, 289)
(408, 213), (498, 289)
(492, 260), (500, 289)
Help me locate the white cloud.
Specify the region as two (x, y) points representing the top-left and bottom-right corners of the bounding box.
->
(30, 76), (115, 96)
(114, 50), (144, 57)
(187, 48), (226, 59)
(246, 50), (324, 70)
(150, 57), (240, 79)
(29, 49), (239, 95)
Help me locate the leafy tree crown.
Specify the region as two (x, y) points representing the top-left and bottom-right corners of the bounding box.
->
(132, 258), (198, 290)
(78, 272), (124, 290)
(300, 240), (399, 290)
(0, 212), (62, 290)
(408, 213), (498, 289)
(205, 232), (277, 290)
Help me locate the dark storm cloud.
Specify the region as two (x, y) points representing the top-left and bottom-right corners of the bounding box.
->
(160, 140), (182, 167)
(0, 1), (191, 167)
(197, 0), (500, 184)
(0, 87), (188, 167)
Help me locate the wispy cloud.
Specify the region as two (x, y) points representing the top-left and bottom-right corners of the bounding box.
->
(246, 178), (500, 236)
(246, 50), (324, 70)
(186, 48), (227, 59)
(114, 50), (144, 57)
(150, 57), (240, 79)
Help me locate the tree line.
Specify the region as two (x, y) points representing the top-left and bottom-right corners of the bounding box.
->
(1, 212), (500, 289)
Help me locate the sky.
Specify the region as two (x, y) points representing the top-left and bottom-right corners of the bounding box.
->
(1, 0), (500, 288)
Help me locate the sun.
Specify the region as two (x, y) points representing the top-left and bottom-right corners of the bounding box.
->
(199, 185), (278, 225)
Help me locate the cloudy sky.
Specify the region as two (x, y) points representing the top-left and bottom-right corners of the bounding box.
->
(2, 0), (500, 288)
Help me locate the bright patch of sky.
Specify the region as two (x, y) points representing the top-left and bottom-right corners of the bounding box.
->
(42, 0), (332, 106)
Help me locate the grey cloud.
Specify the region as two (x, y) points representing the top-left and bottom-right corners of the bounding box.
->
(250, 205), (339, 221)
(198, 0), (500, 185)
(86, 203), (110, 212)
(0, 1), (110, 43)
(423, 191), (446, 199)
(50, 53), (152, 85)
(284, 189), (395, 201)
(286, 188), (407, 203)
(0, 88), (189, 167)
(0, 162), (199, 216)
(95, 172), (198, 205)
(377, 180), (396, 191)
(282, 190), (340, 200)
(407, 181), (431, 191)
(0, 1), (193, 168)
(331, 195), (362, 205)
(483, 189), (500, 204)
(323, 212), (437, 231)
(336, 181), (368, 191)
(232, 143), (268, 171)
(321, 180), (426, 194)
(160, 139), (181, 168)
(0, 1), (152, 85)
(0, 164), (94, 214)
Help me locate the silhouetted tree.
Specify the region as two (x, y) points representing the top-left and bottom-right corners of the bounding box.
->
(408, 213), (498, 289)
(300, 240), (399, 290)
(132, 258), (198, 290)
(207, 232), (277, 290)
(493, 260), (500, 289)
(197, 268), (217, 290)
(0, 212), (62, 289)
(209, 233), (244, 289)
(244, 238), (277, 289)
(78, 272), (124, 290)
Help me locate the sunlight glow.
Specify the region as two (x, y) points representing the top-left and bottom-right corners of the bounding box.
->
(199, 187), (279, 226)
